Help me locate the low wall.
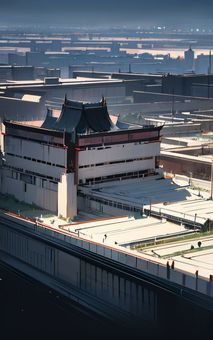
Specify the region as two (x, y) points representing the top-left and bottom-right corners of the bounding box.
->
(160, 153), (211, 181)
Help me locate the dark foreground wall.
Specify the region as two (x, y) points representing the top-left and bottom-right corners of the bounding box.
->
(0, 219), (213, 339)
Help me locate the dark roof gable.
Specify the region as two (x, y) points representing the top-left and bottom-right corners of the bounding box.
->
(42, 97), (114, 134)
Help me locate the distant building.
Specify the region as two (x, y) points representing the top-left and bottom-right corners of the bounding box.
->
(195, 53), (213, 74)
(0, 65), (61, 82)
(111, 42), (120, 55)
(162, 73), (213, 96)
(0, 92), (46, 122)
(0, 98), (162, 218)
(184, 47), (194, 72)
(0, 66), (12, 82)
(11, 66), (35, 81)
(35, 67), (61, 80)
(8, 53), (26, 66)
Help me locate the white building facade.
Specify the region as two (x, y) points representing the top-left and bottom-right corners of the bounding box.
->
(0, 98), (162, 218)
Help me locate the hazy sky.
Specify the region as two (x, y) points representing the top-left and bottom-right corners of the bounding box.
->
(0, 0), (213, 27)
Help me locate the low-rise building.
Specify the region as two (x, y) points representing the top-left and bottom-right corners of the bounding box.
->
(0, 97), (162, 218)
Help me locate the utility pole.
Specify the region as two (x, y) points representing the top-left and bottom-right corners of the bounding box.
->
(211, 160), (213, 200)
(208, 50), (211, 99)
(171, 87), (175, 123)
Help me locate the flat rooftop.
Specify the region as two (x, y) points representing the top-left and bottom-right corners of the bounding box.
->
(0, 193), (194, 249)
(149, 198), (213, 224)
(162, 135), (213, 147)
(0, 77), (123, 89)
(60, 215), (195, 246)
(161, 150), (213, 164)
(85, 175), (192, 207)
(142, 235), (213, 279)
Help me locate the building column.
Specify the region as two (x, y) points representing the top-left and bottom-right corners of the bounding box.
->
(58, 172), (77, 219)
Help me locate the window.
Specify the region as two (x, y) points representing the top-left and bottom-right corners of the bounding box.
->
(20, 173), (35, 185)
(12, 171), (18, 180)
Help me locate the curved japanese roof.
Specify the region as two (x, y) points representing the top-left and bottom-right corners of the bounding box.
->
(41, 115), (57, 129)
(52, 98), (114, 133)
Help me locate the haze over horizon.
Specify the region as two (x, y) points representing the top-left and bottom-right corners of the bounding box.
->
(0, 0), (213, 28)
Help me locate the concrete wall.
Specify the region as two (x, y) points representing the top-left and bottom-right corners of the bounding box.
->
(0, 95), (46, 122)
(160, 152), (211, 180)
(0, 220), (157, 321)
(133, 91), (197, 103)
(161, 124), (201, 137)
(108, 98), (213, 116)
(0, 215), (211, 301)
(192, 85), (213, 98)
(0, 172), (58, 212)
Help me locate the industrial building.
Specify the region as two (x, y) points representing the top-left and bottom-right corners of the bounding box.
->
(0, 77), (126, 104)
(162, 73), (213, 97)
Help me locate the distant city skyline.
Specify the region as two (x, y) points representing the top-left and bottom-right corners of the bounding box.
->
(0, 0), (213, 27)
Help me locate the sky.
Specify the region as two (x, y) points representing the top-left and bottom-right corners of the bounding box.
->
(0, 0), (213, 27)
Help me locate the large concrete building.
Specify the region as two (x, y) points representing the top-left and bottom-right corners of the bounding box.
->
(0, 98), (162, 218)
(162, 73), (213, 96)
(0, 77), (126, 104)
(0, 92), (46, 123)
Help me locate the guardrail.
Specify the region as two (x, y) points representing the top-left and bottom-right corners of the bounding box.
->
(144, 207), (207, 230)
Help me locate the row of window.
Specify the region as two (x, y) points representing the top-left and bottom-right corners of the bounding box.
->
(6, 152), (65, 169)
(79, 169), (155, 185)
(8, 170), (58, 191)
(79, 156), (153, 169)
(78, 192), (142, 213)
(84, 142), (148, 151)
(20, 173), (36, 185)
(5, 165), (59, 185)
(6, 131), (64, 148)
